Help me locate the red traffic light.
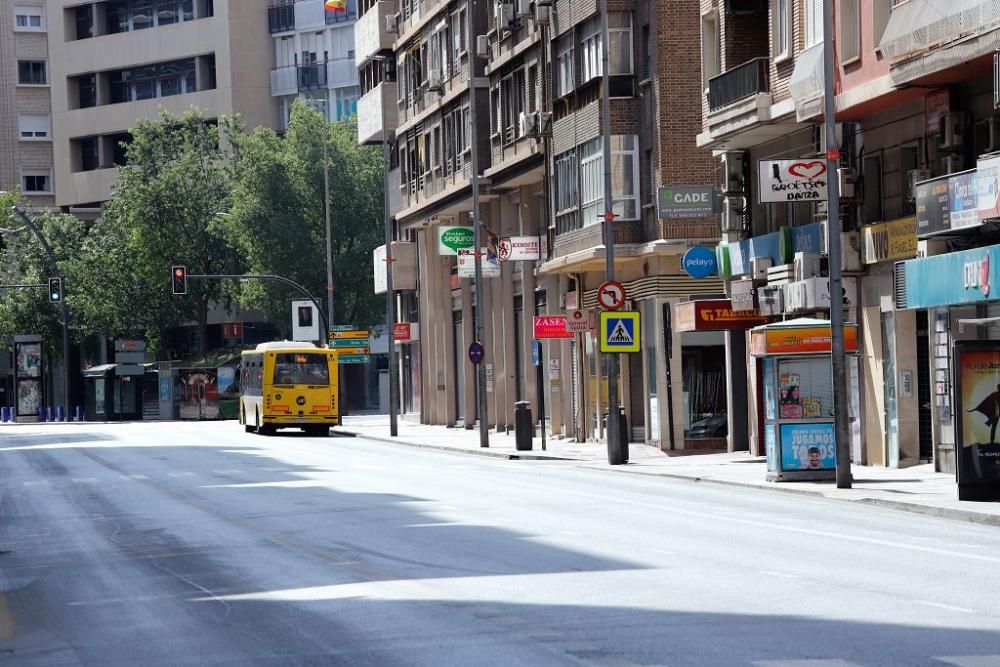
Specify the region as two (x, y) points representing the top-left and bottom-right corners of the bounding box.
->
(171, 265), (187, 295)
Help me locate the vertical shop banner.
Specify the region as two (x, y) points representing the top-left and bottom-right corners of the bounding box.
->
(978, 155), (1000, 220)
(955, 345), (1000, 490)
(779, 423), (836, 471)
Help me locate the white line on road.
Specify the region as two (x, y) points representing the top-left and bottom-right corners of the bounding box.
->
(167, 472), (197, 478)
(71, 477), (99, 484)
(213, 469), (245, 475)
(23, 480), (50, 488)
(127, 474), (149, 480)
(914, 600), (974, 613)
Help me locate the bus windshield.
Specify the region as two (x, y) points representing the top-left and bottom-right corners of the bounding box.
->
(273, 353), (330, 386)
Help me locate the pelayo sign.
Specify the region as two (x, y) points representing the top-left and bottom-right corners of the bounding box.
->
(438, 226), (475, 255)
(682, 246), (718, 279)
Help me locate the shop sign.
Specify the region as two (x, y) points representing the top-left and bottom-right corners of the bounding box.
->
(533, 316), (574, 340)
(750, 323), (859, 355)
(457, 248), (500, 278)
(757, 159), (829, 203)
(860, 217), (918, 264)
(681, 246), (718, 279)
(498, 235), (543, 261)
(729, 223), (824, 276)
(915, 176), (951, 236)
(674, 299), (767, 332)
(657, 186), (719, 219)
(954, 343), (1000, 497)
(978, 155), (1000, 220)
(950, 170), (980, 230)
(438, 226), (475, 255)
(730, 279), (757, 312)
(393, 322), (419, 342)
(565, 309), (590, 333)
(902, 243), (1000, 310)
(925, 89), (950, 135)
(780, 423), (836, 472)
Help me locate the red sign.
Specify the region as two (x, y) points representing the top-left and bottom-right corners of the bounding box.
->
(222, 322), (244, 338)
(393, 323), (412, 341)
(674, 300), (768, 333)
(533, 316), (574, 339)
(597, 281), (627, 310)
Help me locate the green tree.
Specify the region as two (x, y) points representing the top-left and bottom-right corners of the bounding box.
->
(225, 102), (384, 334)
(89, 109), (241, 353)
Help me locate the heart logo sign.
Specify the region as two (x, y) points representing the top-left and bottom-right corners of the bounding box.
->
(788, 161), (827, 181)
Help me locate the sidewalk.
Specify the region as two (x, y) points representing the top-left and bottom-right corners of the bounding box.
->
(340, 414), (1000, 527)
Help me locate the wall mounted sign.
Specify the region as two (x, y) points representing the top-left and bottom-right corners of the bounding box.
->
(597, 281), (627, 310)
(674, 299), (768, 332)
(730, 279), (757, 312)
(533, 316), (574, 339)
(599, 311), (641, 353)
(902, 243), (1000, 310)
(728, 223), (824, 276)
(978, 155), (1000, 220)
(758, 159), (829, 203)
(950, 170), (979, 230)
(457, 248), (500, 278)
(860, 217), (918, 265)
(657, 186), (720, 219)
(750, 322), (860, 356)
(498, 235), (543, 261)
(438, 226), (475, 255)
(682, 246), (718, 279)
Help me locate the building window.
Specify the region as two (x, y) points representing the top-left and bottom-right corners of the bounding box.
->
(579, 135), (641, 225)
(803, 0), (822, 49)
(108, 58), (198, 104)
(75, 5), (95, 39)
(106, 0), (195, 35)
(840, 0), (860, 62)
(581, 21), (601, 84)
(22, 173), (51, 193)
(14, 5), (44, 30)
(772, 0), (791, 61)
(17, 61), (46, 85)
(580, 14), (633, 86)
(335, 86), (359, 120)
(451, 8), (467, 62)
(76, 137), (101, 172)
(18, 115), (50, 140)
(862, 153), (883, 223)
(555, 34), (574, 98)
(641, 25), (651, 81)
(701, 11), (720, 89)
(77, 74), (98, 108)
(498, 68), (526, 144)
(873, 0), (891, 48)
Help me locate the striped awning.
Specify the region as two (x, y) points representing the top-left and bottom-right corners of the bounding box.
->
(879, 0), (1000, 60)
(789, 43), (825, 121)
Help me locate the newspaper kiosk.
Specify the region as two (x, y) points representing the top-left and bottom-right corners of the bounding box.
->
(751, 318), (859, 482)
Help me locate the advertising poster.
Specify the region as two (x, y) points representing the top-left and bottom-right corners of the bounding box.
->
(779, 373), (803, 418)
(16, 342), (42, 378)
(17, 379), (41, 416)
(955, 345), (1000, 489)
(949, 171), (979, 230)
(978, 155), (1000, 220)
(780, 422), (836, 471)
(765, 424), (777, 472)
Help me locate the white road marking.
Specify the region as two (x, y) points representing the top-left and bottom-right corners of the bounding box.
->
(753, 660), (861, 667)
(167, 472), (196, 478)
(213, 469), (245, 475)
(914, 600), (974, 613)
(23, 480), (50, 488)
(933, 658), (1000, 667)
(128, 474), (149, 480)
(71, 477), (99, 484)
(761, 571), (802, 579)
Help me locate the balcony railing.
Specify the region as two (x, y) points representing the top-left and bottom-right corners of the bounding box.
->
(358, 80), (398, 144)
(298, 63), (328, 91)
(707, 58), (770, 113)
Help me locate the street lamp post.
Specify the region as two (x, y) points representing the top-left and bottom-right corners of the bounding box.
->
(469, 12), (489, 448)
(599, 0), (625, 465)
(10, 206), (72, 419)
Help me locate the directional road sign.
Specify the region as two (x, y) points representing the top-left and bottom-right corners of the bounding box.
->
(338, 354), (371, 364)
(597, 281), (626, 310)
(333, 347), (370, 355)
(330, 329), (370, 340)
(599, 311), (641, 353)
(330, 338), (369, 348)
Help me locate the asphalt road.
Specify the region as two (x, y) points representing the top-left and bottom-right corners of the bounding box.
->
(2, 421), (1000, 666)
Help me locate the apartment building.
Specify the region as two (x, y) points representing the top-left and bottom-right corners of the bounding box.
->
(359, 0), (729, 449)
(268, 0), (361, 129)
(46, 0), (276, 210)
(1, 2), (56, 208)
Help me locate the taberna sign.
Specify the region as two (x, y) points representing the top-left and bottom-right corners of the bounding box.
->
(682, 246), (718, 279)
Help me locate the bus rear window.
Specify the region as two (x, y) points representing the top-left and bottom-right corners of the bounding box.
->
(273, 353), (330, 386)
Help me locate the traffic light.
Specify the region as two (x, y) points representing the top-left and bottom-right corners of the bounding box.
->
(171, 266), (187, 295)
(48, 277), (63, 304)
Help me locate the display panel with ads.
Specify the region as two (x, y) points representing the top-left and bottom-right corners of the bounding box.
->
(955, 343), (1000, 500)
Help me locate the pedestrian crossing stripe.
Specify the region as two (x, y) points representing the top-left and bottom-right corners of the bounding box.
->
(599, 310), (640, 353)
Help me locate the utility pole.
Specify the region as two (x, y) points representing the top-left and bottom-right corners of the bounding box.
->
(469, 4), (489, 448)
(381, 62), (399, 438)
(11, 206), (72, 419)
(600, 0), (625, 465)
(323, 116), (336, 328)
(822, 0), (852, 488)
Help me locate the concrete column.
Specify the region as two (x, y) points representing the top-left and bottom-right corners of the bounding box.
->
(668, 298), (685, 449)
(544, 275), (563, 436)
(892, 309), (920, 464)
(861, 304), (886, 466)
(416, 229), (432, 424)
(725, 330), (749, 452)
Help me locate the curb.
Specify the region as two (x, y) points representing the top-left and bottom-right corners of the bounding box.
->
(337, 429), (575, 461)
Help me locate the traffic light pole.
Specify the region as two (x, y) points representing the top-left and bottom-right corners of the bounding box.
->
(184, 273), (329, 340)
(11, 206), (72, 418)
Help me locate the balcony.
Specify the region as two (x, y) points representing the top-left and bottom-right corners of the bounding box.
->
(271, 66), (298, 96)
(326, 59), (358, 88)
(358, 81), (398, 144)
(269, 0), (357, 33)
(298, 63), (328, 91)
(708, 58), (769, 112)
(355, 0), (396, 65)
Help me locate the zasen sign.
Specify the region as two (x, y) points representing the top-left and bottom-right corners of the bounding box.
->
(758, 159), (829, 203)
(533, 316), (574, 339)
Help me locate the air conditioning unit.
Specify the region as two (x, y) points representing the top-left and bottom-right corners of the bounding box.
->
(516, 0), (531, 16)
(783, 281), (809, 314)
(476, 34), (490, 58)
(720, 151), (744, 194)
(838, 167), (857, 200)
(721, 197), (745, 232)
(427, 69), (443, 92)
(519, 111), (538, 138)
(538, 111), (553, 137)
(758, 285), (785, 316)
(803, 276), (857, 310)
(535, 4), (550, 22)
(939, 112), (965, 151)
(496, 2), (515, 28)
(750, 257), (772, 280)
(385, 14), (398, 33)
(907, 168), (931, 201)
(794, 251), (820, 281)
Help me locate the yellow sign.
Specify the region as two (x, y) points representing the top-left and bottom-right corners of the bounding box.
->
(334, 347), (370, 355)
(330, 330), (370, 340)
(861, 216), (917, 265)
(599, 311), (641, 353)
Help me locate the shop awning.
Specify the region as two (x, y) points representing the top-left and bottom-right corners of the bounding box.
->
(887, 27), (1000, 86)
(879, 0), (1000, 60)
(789, 44), (825, 122)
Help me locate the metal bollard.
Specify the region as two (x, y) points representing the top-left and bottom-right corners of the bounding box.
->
(39, 406), (46, 422)
(57, 406), (65, 422)
(1, 407), (7, 423)
(514, 401), (533, 451)
(76, 406), (84, 422)
(48, 406), (55, 422)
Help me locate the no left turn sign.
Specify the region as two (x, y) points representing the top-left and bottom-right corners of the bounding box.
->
(597, 281), (626, 310)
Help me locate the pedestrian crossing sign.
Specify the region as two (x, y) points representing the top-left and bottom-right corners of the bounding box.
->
(599, 310), (641, 353)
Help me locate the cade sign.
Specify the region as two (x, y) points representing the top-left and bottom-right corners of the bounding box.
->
(657, 186), (719, 219)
